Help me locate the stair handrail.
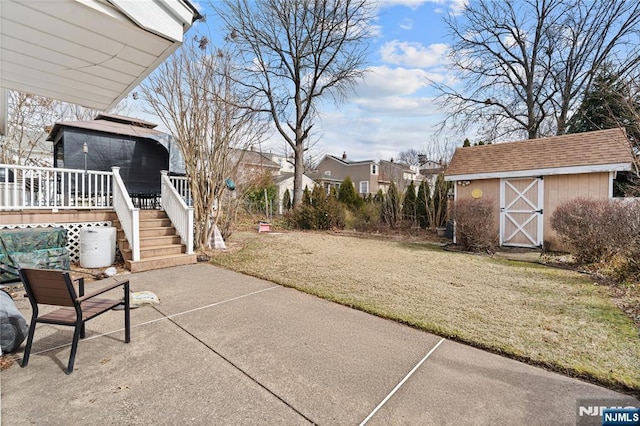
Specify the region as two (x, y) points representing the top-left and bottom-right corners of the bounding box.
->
(160, 171), (194, 254)
(112, 166), (140, 261)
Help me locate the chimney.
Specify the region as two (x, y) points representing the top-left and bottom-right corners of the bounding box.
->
(342, 151), (347, 160)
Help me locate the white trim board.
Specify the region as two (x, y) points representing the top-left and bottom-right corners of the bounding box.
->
(444, 163), (632, 182)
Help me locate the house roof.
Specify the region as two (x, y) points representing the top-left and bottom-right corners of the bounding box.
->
(47, 115), (165, 141)
(445, 128), (634, 181)
(0, 0), (200, 112)
(323, 155), (377, 166)
(236, 150), (280, 170)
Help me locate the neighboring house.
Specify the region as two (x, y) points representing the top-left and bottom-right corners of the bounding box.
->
(315, 152), (379, 195)
(378, 159), (423, 192)
(419, 161), (447, 189)
(315, 152), (423, 196)
(268, 153), (296, 174)
(234, 149), (281, 182)
(274, 172), (317, 214)
(444, 128), (634, 249)
(233, 149), (316, 216)
(48, 114), (182, 196)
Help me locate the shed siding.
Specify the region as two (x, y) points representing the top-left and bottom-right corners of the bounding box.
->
(456, 179), (501, 237)
(543, 172), (610, 247)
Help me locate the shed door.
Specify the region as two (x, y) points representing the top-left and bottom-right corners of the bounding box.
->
(500, 177), (543, 247)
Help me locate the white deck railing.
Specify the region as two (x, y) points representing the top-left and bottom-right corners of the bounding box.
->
(112, 167), (140, 261)
(169, 175), (192, 206)
(0, 163), (113, 210)
(161, 171), (194, 254)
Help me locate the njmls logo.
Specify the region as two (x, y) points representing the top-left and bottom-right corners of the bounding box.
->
(578, 406), (637, 417)
(576, 398), (640, 426)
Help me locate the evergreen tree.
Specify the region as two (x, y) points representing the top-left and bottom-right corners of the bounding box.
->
(567, 65), (638, 139)
(329, 186), (338, 200)
(462, 138), (471, 147)
(416, 179), (430, 229)
(428, 173), (451, 230)
(337, 176), (362, 209)
(282, 188), (292, 211)
(382, 182), (401, 228)
(402, 181), (417, 222)
(374, 189), (384, 204)
(302, 185), (312, 206)
(567, 65), (640, 196)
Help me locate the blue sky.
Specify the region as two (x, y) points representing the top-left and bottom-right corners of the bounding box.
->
(313, 0), (466, 162)
(138, 0), (467, 163)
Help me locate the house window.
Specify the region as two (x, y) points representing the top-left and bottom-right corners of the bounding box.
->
(371, 164), (377, 175)
(324, 170), (331, 176)
(359, 181), (369, 194)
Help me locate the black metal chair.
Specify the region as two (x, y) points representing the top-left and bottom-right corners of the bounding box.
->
(18, 268), (130, 374)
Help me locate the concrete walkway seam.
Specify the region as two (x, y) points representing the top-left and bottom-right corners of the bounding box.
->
(359, 337), (447, 426)
(153, 304), (318, 425)
(27, 285), (281, 358)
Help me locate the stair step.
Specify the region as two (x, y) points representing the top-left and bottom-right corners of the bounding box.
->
(139, 218), (172, 228)
(120, 244), (185, 260)
(113, 209), (194, 272)
(139, 227), (177, 237)
(126, 253), (197, 273)
(138, 210), (169, 219)
(140, 235), (182, 247)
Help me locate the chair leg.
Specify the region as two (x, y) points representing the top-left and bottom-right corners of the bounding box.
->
(66, 321), (83, 374)
(21, 317), (37, 368)
(124, 281), (130, 343)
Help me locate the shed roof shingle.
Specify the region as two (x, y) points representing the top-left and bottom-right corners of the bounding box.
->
(445, 128), (634, 179)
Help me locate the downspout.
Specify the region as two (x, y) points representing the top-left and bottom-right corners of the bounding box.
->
(0, 88), (7, 137)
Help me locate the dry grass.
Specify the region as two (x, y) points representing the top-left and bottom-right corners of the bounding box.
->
(210, 230), (640, 394)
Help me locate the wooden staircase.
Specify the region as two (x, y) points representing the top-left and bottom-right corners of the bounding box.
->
(116, 210), (197, 273)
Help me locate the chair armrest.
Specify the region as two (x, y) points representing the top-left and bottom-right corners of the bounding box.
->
(75, 277), (85, 297)
(76, 279), (129, 302)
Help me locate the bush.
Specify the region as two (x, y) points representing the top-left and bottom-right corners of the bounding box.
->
(550, 198), (640, 280)
(452, 198), (498, 253)
(551, 198), (628, 263)
(286, 185), (345, 230)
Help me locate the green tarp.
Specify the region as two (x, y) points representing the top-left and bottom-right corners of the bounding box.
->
(0, 228), (70, 283)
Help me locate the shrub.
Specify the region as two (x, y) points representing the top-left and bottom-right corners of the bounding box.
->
(551, 198), (629, 263)
(351, 201), (382, 230)
(286, 184), (345, 230)
(452, 198), (498, 253)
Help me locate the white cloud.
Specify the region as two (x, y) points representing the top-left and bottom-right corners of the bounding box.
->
(399, 18), (413, 30)
(377, 0), (467, 14)
(355, 66), (431, 98)
(380, 40), (449, 68)
(378, 0), (431, 10)
(354, 96), (440, 116)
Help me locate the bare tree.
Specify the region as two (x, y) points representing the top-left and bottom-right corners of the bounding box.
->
(2, 92), (57, 165)
(140, 34), (268, 249)
(3, 91), (132, 165)
(435, 0), (640, 141)
(397, 148), (423, 167)
(397, 137), (456, 169)
(213, 0), (374, 206)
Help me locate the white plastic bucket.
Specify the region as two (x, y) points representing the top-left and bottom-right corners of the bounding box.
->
(80, 227), (116, 268)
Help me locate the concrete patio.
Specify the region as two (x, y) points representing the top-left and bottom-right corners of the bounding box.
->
(1, 263), (637, 425)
